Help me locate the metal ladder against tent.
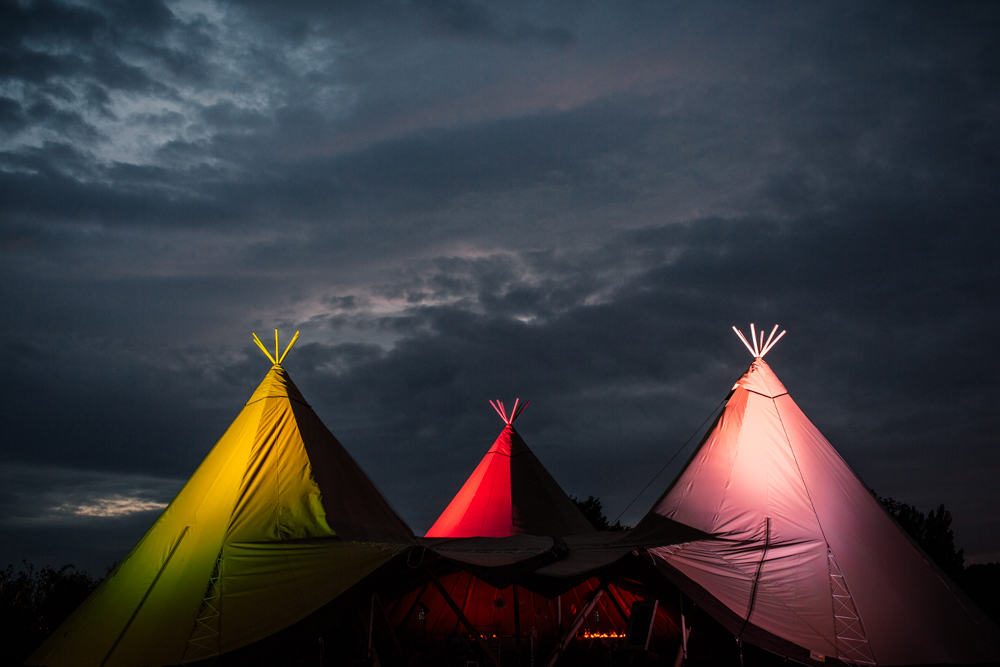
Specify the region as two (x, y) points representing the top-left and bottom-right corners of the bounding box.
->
(181, 552), (224, 663)
(828, 549), (876, 666)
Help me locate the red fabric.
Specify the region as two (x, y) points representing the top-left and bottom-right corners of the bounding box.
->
(426, 424), (593, 538)
(388, 574), (677, 643)
(426, 427), (515, 538)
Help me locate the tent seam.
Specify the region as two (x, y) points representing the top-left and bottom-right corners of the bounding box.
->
(274, 408), (287, 539)
(100, 526), (191, 667)
(710, 389), (749, 531)
(770, 396), (875, 665)
(185, 398), (269, 653)
(476, 453), (504, 537)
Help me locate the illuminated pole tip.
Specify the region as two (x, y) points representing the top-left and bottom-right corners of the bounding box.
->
(763, 324), (778, 352)
(252, 330), (301, 365)
(489, 398), (530, 425)
(733, 324), (786, 358)
(278, 331), (300, 364)
(489, 400), (508, 423)
(252, 332), (276, 364)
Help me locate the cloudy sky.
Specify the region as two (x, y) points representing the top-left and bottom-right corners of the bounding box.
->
(1, 0), (998, 575)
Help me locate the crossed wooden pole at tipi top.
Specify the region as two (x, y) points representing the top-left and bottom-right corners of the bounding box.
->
(733, 323), (786, 358)
(252, 329), (300, 365)
(489, 398), (530, 425)
(250, 325), (784, 369)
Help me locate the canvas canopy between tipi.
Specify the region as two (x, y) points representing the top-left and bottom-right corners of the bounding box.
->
(415, 401), (685, 645)
(28, 333), (415, 667)
(634, 326), (1000, 666)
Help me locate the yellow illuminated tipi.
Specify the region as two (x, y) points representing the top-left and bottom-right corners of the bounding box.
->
(28, 332), (414, 667)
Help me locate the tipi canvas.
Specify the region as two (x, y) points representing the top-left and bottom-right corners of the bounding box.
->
(28, 332), (414, 667)
(426, 400), (593, 539)
(635, 326), (1000, 665)
(418, 401), (677, 646)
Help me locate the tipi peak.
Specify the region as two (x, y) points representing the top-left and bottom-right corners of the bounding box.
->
(489, 398), (529, 425)
(735, 357), (788, 398)
(733, 323), (785, 358)
(253, 329), (299, 366)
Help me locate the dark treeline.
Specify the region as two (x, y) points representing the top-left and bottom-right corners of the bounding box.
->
(0, 563), (99, 667)
(879, 496), (966, 579)
(2, 498), (998, 666)
(878, 495), (1000, 624)
(571, 495), (630, 531)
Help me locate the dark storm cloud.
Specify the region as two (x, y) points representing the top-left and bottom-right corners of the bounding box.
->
(1, 0), (999, 573)
(5, 202), (997, 544)
(283, 208), (999, 540)
(232, 0), (576, 47)
(0, 97), (659, 235)
(0, 464), (183, 573)
(0, 0), (197, 77)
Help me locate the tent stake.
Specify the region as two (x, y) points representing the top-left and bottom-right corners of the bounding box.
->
(423, 565), (502, 667)
(545, 581), (608, 667)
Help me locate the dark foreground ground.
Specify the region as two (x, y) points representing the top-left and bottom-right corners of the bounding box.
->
(3, 559), (998, 667)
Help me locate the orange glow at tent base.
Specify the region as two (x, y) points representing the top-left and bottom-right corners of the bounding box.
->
(578, 630), (626, 639)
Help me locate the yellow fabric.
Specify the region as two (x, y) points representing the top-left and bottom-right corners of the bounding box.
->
(28, 366), (408, 667)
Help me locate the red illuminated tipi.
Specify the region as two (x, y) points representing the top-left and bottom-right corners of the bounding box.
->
(409, 401), (679, 645)
(635, 325), (1000, 665)
(426, 400), (593, 538)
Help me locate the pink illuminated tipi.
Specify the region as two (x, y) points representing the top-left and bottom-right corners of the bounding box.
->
(635, 325), (1000, 665)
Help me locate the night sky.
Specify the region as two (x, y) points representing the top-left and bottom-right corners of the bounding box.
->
(2, 1), (998, 576)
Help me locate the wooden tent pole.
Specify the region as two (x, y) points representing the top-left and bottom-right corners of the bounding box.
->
(252, 333), (276, 364)
(604, 585), (630, 625)
(423, 565), (502, 667)
(368, 593), (375, 659)
(545, 582), (608, 667)
(374, 593), (405, 659)
(394, 582), (429, 636)
(513, 584), (522, 638)
(513, 584), (523, 665)
(355, 607), (373, 662)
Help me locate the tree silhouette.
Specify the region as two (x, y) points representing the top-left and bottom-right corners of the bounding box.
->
(879, 496), (965, 580)
(571, 495), (629, 531)
(0, 563), (97, 667)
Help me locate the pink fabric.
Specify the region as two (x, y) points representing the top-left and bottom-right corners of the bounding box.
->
(735, 358), (787, 398)
(645, 359), (1000, 665)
